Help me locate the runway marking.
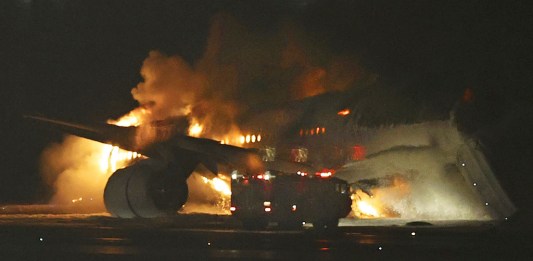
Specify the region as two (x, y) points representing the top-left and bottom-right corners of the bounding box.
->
(170, 228), (305, 234)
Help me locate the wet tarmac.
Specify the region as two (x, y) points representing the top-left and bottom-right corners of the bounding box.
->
(0, 208), (530, 260)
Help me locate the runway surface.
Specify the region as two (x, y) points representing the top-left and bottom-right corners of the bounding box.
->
(0, 206), (530, 260)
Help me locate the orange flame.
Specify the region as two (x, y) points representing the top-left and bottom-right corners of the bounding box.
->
(187, 117), (205, 137)
(351, 190), (388, 218)
(108, 112), (233, 214)
(351, 176), (408, 219)
(337, 109), (350, 116)
(98, 144), (143, 173)
(107, 107), (150, 127)
(201, 176), (231, 196)
(65, 115), (146, 206)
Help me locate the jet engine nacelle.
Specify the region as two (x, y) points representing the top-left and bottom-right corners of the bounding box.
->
(104, 159), (189, 218)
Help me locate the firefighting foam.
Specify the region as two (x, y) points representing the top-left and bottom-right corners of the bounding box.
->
(337, 121), (514, 220)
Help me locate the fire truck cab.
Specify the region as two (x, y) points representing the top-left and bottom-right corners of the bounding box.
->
(230, 169), (352, 230)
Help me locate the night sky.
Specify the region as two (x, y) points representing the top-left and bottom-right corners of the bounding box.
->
(1, 0), (532, 219)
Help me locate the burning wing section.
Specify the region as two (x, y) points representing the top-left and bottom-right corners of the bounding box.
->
(26, 115), (262, 218)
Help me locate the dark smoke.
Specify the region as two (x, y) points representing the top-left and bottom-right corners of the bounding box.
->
(127, 13), (371, 133)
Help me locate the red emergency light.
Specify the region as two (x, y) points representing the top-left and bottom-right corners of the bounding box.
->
(352, 145), (366, 160)
(316, 168), (335, 178)
(297, 171), (308, 176)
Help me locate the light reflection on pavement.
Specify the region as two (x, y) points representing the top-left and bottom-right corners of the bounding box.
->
(0, 206), (528, 260)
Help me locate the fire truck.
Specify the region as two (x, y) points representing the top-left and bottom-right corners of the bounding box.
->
(230, 168), (352, 230)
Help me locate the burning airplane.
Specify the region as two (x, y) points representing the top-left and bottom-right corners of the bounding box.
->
(27, 83), (515, 221)
(27, 14), (515, 222)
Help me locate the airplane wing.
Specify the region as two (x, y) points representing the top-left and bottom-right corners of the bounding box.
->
(25, 115), (138, 151)
(25, 115), (264, 175)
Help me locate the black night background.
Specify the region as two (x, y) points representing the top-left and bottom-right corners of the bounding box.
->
(1, 0), (532, 226)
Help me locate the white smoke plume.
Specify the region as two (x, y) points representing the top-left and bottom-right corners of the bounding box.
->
(40, 136), (111, 212)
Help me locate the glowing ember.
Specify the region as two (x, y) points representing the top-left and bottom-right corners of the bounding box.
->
(107, 107), (149, 127)
(337, 109), (350, 116)
(188, 122), (203, 137)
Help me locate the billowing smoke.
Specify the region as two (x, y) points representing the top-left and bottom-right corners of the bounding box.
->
(40, 136), (112, 213)
(111, 14), (371, 213)
(131, 51), (207, 120)
(41, 13), (368, 213)
(125, 14), (369, 133)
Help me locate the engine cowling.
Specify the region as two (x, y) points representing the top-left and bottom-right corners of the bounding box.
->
(104, 159), (189, 218)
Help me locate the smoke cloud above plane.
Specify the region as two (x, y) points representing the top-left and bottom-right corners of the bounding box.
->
(126, 13), (371, 130)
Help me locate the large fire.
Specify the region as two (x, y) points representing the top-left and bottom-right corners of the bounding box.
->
(351, 190), (395, 219)
(39, 109), (237, 214)
(42, 107), (426, 220)
(201, 176), (232, 196)
(350, 176), (409, 219)
(40, 135), (137, 212)
(98, 144), (143, 173)
(107, 107), (150, 127)
(98, 113), (405, 218)
(43, 108), (410, 219)
(107, 114), (233, 213)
